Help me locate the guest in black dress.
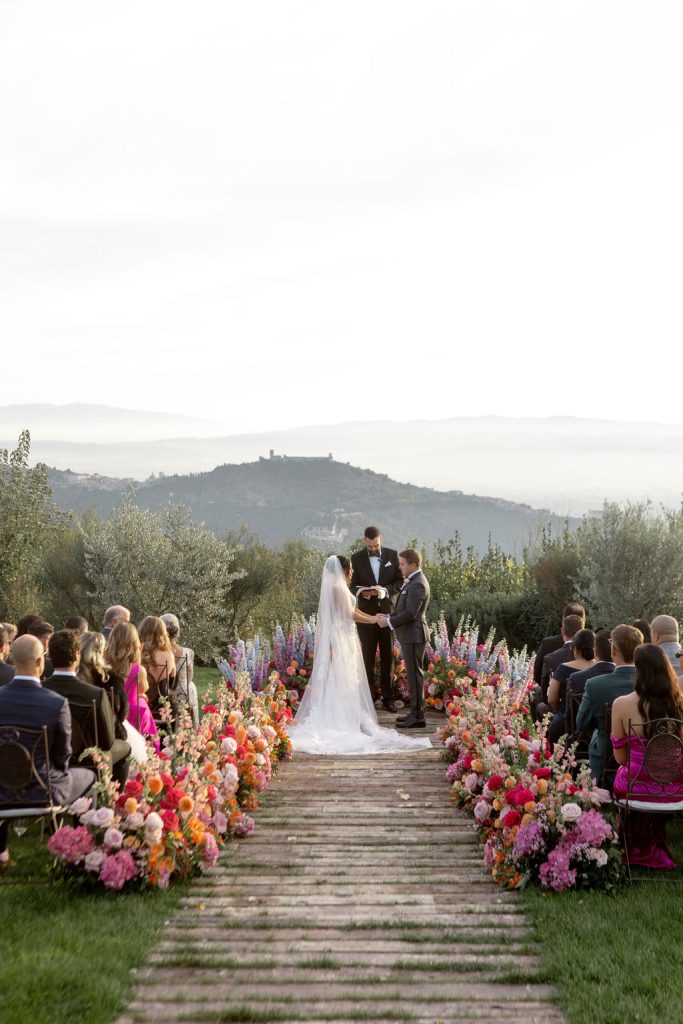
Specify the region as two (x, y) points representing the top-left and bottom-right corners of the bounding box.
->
(546, 629), (596, 746)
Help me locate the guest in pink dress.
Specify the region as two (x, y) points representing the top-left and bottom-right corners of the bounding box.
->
(105, 623), (160, 753)
(611, 644), (683, 869)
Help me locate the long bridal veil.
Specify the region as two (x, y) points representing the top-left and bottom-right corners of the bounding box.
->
(289, 555), (431, 755)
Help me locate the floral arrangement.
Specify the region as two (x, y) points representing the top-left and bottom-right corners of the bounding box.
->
(48, 675), (293, 890)
(218, 619), (316, 710)
(437, 645), (624, 892)
(418, 615), (528, 711)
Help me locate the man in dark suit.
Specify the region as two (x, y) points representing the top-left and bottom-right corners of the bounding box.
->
(0, 626), (14, 686)
(534, 613), (585, 721)
(0, 635), (95, 869)
(102, 605), (130, 641)
(350, 527), (404, 711)
(576, 624), (642, 781)
(44, 630), (130, 788)
(567, 628), (615, 706)
(531, 603), (585, 712)
(378, 548), (430, 728)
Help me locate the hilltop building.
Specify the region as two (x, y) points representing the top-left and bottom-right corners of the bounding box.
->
(260, 450), (334, 462)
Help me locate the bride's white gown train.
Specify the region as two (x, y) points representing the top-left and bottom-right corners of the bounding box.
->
(288, 556), (431, 755)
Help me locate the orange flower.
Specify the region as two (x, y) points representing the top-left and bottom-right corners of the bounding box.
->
(178, 795), (194, 815)
(524, 800), (536, 813)
(471, 760), (484, 773)
(124, 797), (139, 814)
(505, 777), (516, 790)
(492, 798), (503, 811)
(202, 762), (216, 777)
(461, 729), (472, 744)
(236, 726), (247, 745)
(148, 775), (163, 796)
(536, 778), (549, 795)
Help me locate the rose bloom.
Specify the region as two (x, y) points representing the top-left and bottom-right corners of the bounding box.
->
(103, 827), (124, 849)
(125, 811), (145, 830)
(69, 796), (91, 816)
(84, 848), (107, 873)
(92, 807), (115, 828)
(561, 803), (583, 822)
(144, 811), (163, 833)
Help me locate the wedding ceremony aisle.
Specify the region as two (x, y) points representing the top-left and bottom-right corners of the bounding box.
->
(117, 718), (563, 1024)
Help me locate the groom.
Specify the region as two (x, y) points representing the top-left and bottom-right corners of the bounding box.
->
(350, 526), (404, 711)
(378, 548), (430, 728)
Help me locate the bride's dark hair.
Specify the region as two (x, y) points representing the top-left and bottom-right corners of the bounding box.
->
(336, 555), (351, 573)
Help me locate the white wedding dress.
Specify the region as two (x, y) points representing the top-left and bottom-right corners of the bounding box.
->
(288, 556), (432, 755)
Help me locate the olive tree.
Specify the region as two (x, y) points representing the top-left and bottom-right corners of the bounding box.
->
(81, 497), (244, 658)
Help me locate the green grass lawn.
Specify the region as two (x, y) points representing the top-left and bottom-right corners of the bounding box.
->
(524, 820), (683, 1024)
(194, 662), (224, 704)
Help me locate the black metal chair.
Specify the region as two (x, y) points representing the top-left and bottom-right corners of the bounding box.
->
(612, 717), (683, 880)
(0, 725), (66, 837)
(565, 689), (591, 768)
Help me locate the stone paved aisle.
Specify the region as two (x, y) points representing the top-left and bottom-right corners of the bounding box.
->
(118, 716), (563, 1024)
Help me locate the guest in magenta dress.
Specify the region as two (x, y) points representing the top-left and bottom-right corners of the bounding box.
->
(105, 622), (160, 753)
(611, 644), (683, 869)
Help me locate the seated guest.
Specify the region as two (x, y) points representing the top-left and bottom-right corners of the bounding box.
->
(546, 629), (595, 745)
(27, 621), (55, 681)
(567, 628), (615, 710)
(611, 644), (683, 869)
(0, 636), (95, 870)
(1, 623), (17, 643)
(161, 614), (199, 727)
(44, 630), (130, 789)
(632, 619), (652, 644)
(536, 614), (585, 720)
(15, 613), (43, 638)
(650, 615), (683, 678)
(78, 632), (129, 743)
(105, 623), (159, 752)
(576, 624), (643, 781)
(531, 603), (585, 715)
(0, 626), (15, 686)
(102, 605), (130, 641)
(64, 616), (89, 633)
(139, 616), (176, 720)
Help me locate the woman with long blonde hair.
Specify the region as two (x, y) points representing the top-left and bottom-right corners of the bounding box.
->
(105, 622), (158, 753)
(138, 616), (176, 718)
(78, 631), (129, 740)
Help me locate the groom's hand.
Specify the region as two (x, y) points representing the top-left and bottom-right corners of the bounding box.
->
(377, 614), (389, 628)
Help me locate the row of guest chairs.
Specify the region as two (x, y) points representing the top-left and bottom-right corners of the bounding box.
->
(0, 698), (100, 846)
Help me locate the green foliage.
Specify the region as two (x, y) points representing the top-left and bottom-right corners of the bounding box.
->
(574, 501), (683, 627)
(0, 431), (69, 618)
(420, 534), (527, 612)
(523, 522), (582, 635)
(80, 496), (244, 658)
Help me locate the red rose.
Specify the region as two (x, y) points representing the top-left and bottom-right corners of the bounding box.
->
(487, 774), (504, 791)
(463, 755), (474, 771)
(160, 772), (174, 789)
(160, 810), (179, 831)
(568, 784), (580, 795)
(124, 779), (143, 798)
(503, 809), (521, 828)
(532, 767), (552, 779)
(236, 745), (247, 760)
(203, 704), (218, 714)
(520, 728), (530, 740)
(207, 785), (217, 802)
(160, 786), (184, 810)
(225, 725), (236, 738)
(532, 749), (541, 763)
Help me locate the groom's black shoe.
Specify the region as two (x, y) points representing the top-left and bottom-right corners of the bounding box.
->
(396, 716), (426, 729)
(382, 700), (398, 713)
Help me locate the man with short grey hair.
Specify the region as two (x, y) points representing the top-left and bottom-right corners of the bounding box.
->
(650, 615), (683, 677)
(102, 605), (130, 640)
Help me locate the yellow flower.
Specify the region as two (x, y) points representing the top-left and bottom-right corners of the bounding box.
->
(178, 795), (194, 815)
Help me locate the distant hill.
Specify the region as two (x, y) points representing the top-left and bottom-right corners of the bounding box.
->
(48, 456), (575, 554)
(5, 404), (683, 513)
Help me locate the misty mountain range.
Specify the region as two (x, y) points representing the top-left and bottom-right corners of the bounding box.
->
(2, 403), (682, 515)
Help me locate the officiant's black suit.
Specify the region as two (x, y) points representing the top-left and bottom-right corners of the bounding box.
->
(350, 546), (403, 704)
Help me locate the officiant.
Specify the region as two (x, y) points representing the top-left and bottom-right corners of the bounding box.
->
(350, 526), (404, 711)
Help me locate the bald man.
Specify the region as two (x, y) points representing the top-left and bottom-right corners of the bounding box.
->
(0, 635), (95, 869)
(102, 605), (130, 640)
(651, 615), (683, 678)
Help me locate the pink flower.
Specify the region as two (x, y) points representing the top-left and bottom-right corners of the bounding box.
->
(47, 825), (94, 864)
(201, 833), (220, 869)
(539, 847), (577, 892)
(103, 827), (124, 849)
(91, 807), (115, 828)
(99, 849), (138, 890)
(84, 849), (107, 873)
(212, 810), (228, 834)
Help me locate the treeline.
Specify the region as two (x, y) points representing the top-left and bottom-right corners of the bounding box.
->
(3, 431), (683, 657)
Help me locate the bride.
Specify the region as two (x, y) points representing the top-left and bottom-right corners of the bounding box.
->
(288, 555), (432, 755)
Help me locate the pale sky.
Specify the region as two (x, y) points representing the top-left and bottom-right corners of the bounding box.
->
(2, 1), (682, 432)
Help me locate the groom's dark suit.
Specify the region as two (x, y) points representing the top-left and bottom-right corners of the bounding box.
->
(350, 546), (403, 704)
(389, 570), (431, 723)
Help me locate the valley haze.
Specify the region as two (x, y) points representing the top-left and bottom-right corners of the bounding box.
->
(2, 404), (682, 516)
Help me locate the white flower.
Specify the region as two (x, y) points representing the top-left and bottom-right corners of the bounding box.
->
(222, 764), (239, 788)
(586, 848), (608, 866)
(79, 809), (96, 825)
(561, 802), (582, 822)
(84, 849), (107, 873)
(445, 735), (459, 749)
(125, 812), (145, 830)
(91, 807), (115, 828)
(103, 827), (124, 848)
(247, 725), (260, 740)
(465, 772), (480, 793)
(144, 811), (163, 834)
(69, 796), (91, 815)
(221, 736), (238, 755)
(503, 735), (517, 749)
